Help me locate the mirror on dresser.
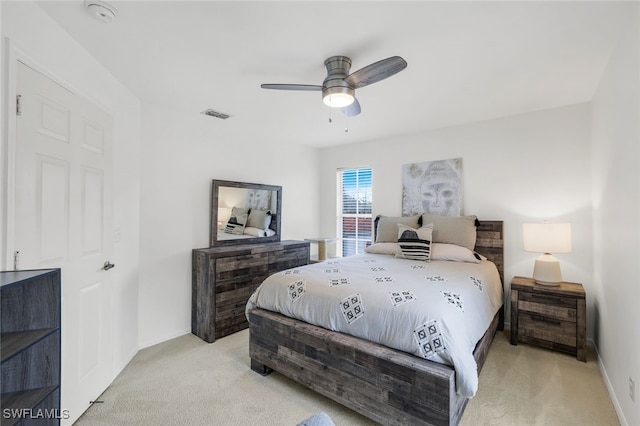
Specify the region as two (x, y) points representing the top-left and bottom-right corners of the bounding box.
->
(195, 179), (309, 343)
(210, 179), (282, 247)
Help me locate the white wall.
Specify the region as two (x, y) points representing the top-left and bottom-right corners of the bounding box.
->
(1, 0), (142, 388)
(591, 5), (640, 426)
(319, 103), (594, 329)
(137, 102), (320, 347)
(3, 2), (636, 424)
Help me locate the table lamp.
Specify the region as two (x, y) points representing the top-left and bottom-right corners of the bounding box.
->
(522, 222), (572, 286)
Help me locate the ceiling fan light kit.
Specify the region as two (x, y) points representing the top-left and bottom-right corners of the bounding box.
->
(323, 86), (355, 108)
(322, 56), (355, 108)
(261, 55), (407, 117)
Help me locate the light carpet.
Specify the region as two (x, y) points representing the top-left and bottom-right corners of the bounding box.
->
(75, 330), (619, 425)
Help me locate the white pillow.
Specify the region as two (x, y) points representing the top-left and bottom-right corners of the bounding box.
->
(396, 223), (434, 262)
(431, 243), (484, 263)
(247, 209), (271, 230)
(365, 242), (401, 255)
(243, 226), (266, 237)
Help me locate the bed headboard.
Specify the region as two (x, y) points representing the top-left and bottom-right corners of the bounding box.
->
(372, 216), (504, 284)
(474, 220), (504, 284)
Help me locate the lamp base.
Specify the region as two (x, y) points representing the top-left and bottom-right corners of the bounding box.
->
(532, 254), (562, 286)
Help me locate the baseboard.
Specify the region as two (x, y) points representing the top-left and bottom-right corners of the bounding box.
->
(139, 327), (191, 350)
(590, 338), (629, 426)
(112, 346), (138, 381)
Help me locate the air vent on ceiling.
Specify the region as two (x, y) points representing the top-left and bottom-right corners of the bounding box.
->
(201, 109), (231, 120)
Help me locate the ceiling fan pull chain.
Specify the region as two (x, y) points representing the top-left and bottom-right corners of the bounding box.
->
(328, 108), (333, 123)
(344, 116), (349, 133)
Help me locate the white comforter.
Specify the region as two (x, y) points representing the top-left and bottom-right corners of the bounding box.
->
(246, 253), (503, 397)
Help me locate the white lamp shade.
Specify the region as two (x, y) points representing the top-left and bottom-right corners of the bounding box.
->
(523, 222), (571, 286)
(522, 222), (572, 254)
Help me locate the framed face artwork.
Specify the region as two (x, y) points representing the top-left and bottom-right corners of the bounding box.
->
(247, 189), (272, 210)
(402, 158), (463, 217)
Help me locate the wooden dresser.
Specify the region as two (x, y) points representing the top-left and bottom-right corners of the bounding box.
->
(192, 240), (310, 343)
(510, 275), (586, 361)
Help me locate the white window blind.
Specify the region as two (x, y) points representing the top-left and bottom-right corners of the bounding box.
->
(337, 167), (372, 257)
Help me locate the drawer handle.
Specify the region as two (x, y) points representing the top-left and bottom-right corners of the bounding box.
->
(530, 314), (561, 326)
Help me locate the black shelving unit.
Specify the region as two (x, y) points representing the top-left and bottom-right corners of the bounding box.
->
(1, 269), (61, 426)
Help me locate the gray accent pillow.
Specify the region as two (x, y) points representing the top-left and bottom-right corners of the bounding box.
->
(375, 215), (421, 243)
(421, 213), (477, 250)
(231, 206), (249, 216)
(247, 209), (271, 230)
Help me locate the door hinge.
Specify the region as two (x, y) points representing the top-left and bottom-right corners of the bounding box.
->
(16, 94), (22, 116)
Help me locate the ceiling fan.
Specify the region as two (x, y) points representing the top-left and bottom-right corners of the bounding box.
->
(260, 55), (408, 117)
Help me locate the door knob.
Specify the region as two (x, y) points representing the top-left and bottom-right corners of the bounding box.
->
(102, 261), (115, 271)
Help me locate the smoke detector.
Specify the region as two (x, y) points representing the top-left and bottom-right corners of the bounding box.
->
(85, 0), (118, 23)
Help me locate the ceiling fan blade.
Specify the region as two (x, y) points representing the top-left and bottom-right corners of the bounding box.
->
(260, 84), (323, 91)
(341, 98), (361, 117)
(345, 56), (407, 89)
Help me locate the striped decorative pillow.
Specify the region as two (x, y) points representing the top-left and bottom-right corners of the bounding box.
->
(225, 212), (248, 235)
(397, 223), (434, 262)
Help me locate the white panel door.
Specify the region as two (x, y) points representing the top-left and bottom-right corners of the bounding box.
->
(14, 61), (114, 425)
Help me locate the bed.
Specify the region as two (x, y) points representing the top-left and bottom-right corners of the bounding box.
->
(247, 219), (504, 426)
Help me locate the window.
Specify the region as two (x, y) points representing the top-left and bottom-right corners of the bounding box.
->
(337, 167), (372, 257)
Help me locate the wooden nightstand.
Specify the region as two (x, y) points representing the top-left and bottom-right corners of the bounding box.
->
(510, 276), (586, 362)
(304, 238), (337, 262)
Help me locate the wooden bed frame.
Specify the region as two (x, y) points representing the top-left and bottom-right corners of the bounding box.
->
(248, 221), (504, 426)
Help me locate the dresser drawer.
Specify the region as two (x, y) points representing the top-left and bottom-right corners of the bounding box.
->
(518, 312), (576, 347)
(518, 292), (577, 322)
(215, 253), (268, 281)
(269, 247), (310, 273)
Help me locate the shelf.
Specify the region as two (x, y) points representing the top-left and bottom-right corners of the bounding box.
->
(0, 269), (57, 287)
(1, 328), (58, 362)
(1, 386), (59, 426)
(1, 269), (61, 424)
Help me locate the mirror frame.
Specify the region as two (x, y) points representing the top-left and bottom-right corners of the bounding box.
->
(210, 179), (282, 247)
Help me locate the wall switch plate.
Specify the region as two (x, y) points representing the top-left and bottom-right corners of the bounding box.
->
(630, 377), (636, 402)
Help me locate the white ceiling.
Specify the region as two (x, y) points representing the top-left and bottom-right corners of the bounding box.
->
(35, 1), (633, 147)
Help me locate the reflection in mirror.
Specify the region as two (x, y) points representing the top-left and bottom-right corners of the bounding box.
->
(211, 180), (282, 247)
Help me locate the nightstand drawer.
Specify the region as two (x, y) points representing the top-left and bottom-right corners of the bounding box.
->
(518, 312), (576, 347)
(518, 292), (577, 322)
